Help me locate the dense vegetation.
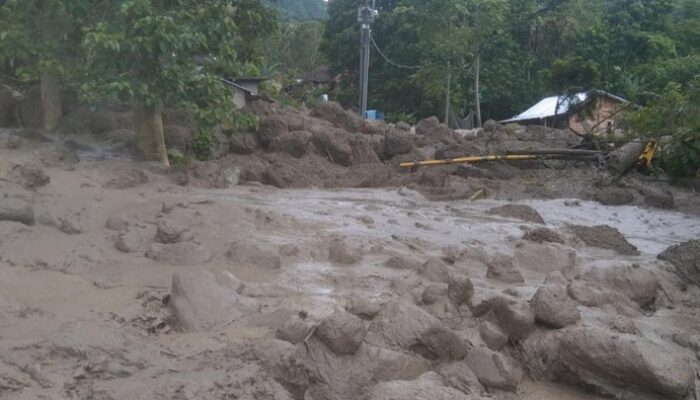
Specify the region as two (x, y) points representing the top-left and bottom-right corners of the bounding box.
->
(323, 0), (700, 124)
(262, 0), (327, 21)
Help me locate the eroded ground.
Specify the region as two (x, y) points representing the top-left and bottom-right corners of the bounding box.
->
(1, 134), (700, 400)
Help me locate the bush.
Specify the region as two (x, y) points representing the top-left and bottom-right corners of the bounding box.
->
(628, 77), (700, 177)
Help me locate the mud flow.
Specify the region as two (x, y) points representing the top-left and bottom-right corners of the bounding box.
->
(1, 104), (700, 400)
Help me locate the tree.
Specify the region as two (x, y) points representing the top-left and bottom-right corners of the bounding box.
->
(81, 0), (274, 165)
(0, 0), (84, 131)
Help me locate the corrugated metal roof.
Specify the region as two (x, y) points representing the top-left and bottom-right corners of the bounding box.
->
(500, 91), (628, 123)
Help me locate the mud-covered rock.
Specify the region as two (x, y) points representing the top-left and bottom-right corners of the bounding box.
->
(658, 240), (700, 286)
(522, 227), (565, 244)
(422, 284), (448, 305)
(9, 163), (50, 189)
(567, 281), (641, 316)
(385, 255), (421, 270)
(486, 255), (524, 284)
(479, 321), (508, 350)
(419, 257), (450, 283)
(345, 295), (386, 320)
(105, 169), (149, 190)
(513, 241), (577, 274)
(311, 129), (353, 167)
(577, 262), (658, 307)
(329, 239), (362, 265)
(492, 296), (535, 342)
(570, 224), (639, 256)
(532, 284), (580, 329)
(368, 372), (470, 400)
(594, 187), (634, 206)
(415, 117), (458, 144)
(0, 182), (35, 225)
(447, 274), (473, 306)
(437, 361), (483, 396)
(311, 102), (365, 133)
(641, 188), (675, 209)
(169, 269), (255, 331)
(155, 219), (188, 244)
(488, 204), (545, 224)
(146, 241), (213, 265)
(315, 310), (367, 355)
(384, 131), (414, 158)
(258, 115), (288, 147)
(276, 314), (315, 344)
(269, 130), (312, 158)
(370, 300), (467, 359)
(466, 347), (522, 392)
(229, 132), (259, 155)
(226, 240), (282, 270)
(105, 215), (129, 231)
(524, 327), (693, 400)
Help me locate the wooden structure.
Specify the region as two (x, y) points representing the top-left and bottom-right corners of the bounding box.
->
(501, 90), (629, 136)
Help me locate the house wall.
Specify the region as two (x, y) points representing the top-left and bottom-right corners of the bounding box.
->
(569, 96), (624, 137)
(232, 87), (247, 109)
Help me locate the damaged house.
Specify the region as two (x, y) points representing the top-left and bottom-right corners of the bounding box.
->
(501, 90), (629, 136)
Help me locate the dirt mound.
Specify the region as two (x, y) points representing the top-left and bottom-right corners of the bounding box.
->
(487, 204), (545, 224)
(658, 240), (700, 286)
(569, 225), (639, 255)
(593, 187), (634, 206)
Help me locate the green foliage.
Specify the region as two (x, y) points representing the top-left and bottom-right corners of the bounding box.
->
(262, 21), (326, 79)
(262, 0), (327, 21)
(80, 0), (274, 130)
(193, 129), (215, 161)
(167, 148), (190, 166)
(628, 77), (700, 177)
(546, 56), (601, 93)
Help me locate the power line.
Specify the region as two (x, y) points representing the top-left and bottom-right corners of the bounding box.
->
(370, 35), (420, 70)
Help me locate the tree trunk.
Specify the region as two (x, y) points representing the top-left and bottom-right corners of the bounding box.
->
(134, 104), (169, 166)
(41, 72), (63, 132)
(474, 53), (482, 128)
(444, 60), (451, 125)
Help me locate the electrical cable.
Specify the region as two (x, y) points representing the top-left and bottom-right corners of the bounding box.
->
(370, 34), (420, 70)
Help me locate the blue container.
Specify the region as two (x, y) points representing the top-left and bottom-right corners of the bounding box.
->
(365, 109), (385, 121)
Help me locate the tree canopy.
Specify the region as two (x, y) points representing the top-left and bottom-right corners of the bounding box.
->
(262, 0), (327, 21)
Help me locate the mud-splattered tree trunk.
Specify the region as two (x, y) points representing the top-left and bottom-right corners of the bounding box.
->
(40, 72), (63, 132)
(134, 104), (169, 166)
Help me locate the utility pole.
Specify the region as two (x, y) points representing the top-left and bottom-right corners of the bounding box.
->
(358, 0), (376, 118)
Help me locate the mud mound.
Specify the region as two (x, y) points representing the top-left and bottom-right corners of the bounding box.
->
(659, 240), (700, 286)
(593, 187), (634, 206)
(8, 162), (50, 189)
(0, 181), (35, 225)
(487, 204), (545, 224)
(522, 227), (564, 244)
(569, 225), (639, 255)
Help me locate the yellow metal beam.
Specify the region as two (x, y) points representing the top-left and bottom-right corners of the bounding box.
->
(400, 154), (541, 169)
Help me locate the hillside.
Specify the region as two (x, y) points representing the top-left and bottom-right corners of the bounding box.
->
(264, 0), (327, 21)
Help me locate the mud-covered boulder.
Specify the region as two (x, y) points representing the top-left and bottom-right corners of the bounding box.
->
(155, 218), (188, 244)
(311, 128), (353, 166)
(0, 182), (35, 225)
(569, 225), (639, 255)
(594, 187), (634, 206)
(370, 301), (469, 360)
(146, 241), (213, 265)
(466, 347), (522, 392)
(329, 239), (362, 265)
(229, 132), (259, 155)
(311, 102), (364, 134)
(523, 327), (693, 400)
(368, 372), (470, 400)
(641, 188), (675, 209)
(419, 257), (451, 283)
(8, 163), (50, 189)
(349, 136), (381, 165)
(486, 255), (524, 284)
(567, 281), (641, 316)
(415, 117), (459, 144)
(437, 361), (483, 396)
(522, 227), (565, 244)
(492, 296), (535, 342)
(315, 310), (367, 355)
(276, 314), (315, 344)
(169, 269), (256, 331)
(226, 240), (282, 270)
(479, 321), (508, 351)
(658, 240), (700, 286)
(258, 115), (288, 147)
(447, 274), (473, 306)
(513, 241), (576, 274)
(487, 204), (545, 224)
(384, 131), (414, 158)
(422, 283), (448, 305)
(345, 295), (386, 320)
(532, 284), (580, 329)
(577, 262), (658, 308)
(269, 130), (312, 158)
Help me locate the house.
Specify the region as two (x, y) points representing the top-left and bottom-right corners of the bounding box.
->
(221, 77), (270, 108)
(500, 90), (630, 136)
